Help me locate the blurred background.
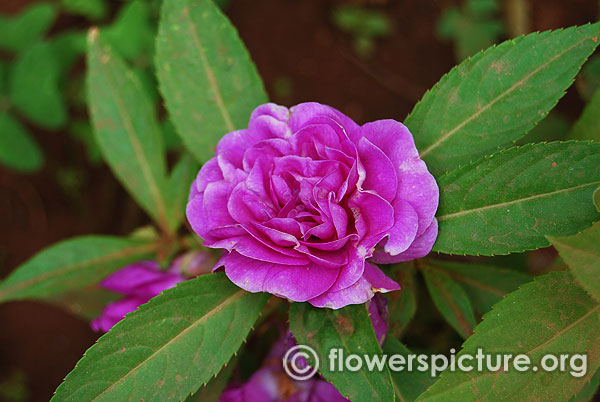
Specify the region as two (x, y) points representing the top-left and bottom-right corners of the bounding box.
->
(0, 0), (598, 401)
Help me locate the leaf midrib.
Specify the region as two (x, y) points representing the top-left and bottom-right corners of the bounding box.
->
(329, 309), (392, 401)
(91, 34), (169, 232)
(419, 34), (594, 158)
(437, 180), (600, 221)
(0, 242), (156, 302)
(89, 289), (246, 401)
(182, 4), (235, 133)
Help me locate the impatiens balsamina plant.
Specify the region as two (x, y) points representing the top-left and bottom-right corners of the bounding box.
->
(1, 0), (599, 401)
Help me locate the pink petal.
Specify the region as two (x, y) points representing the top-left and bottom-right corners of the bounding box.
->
(356, 136), (397, 202)
(224, 252), (338, 302)
(371, 218), (438, 264)
(380, 199), (419, 256)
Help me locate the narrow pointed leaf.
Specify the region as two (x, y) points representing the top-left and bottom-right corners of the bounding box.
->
(383, 337), (435, 402)
(290, 302), (395, 402)
(156, 0), (268, 162)
(422, 265), (476, 339)
(434, 141), (600, 255)
(52, 273), (269, 402)
(87, 29), (171, 231)
(406, 24), (600, 176)
(416, 271), (600, 402)
(548, 222), (600, 302)
(425, 260), (531, 314)
(569, 87), (600, 141)
(0, 236), (156, 303)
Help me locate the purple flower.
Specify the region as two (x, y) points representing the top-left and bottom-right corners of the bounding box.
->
(187, 102), (438, 309)
(91, 261), (185, 332)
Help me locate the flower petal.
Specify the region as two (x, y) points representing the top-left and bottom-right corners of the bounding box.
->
(288, 102), (359, 137)
(217, 129), (269, 180)
(348, 190), (394, 251)
(361, 120), (439, 235)
(308, 275), (374, 309)
(380, 199), (419, 256)
(356, 136), (397, 202)
(371, 218), (438, 264)
(363, 262), (400, 293)
(99, 261), (161, 294)
(224, 252), (338, 302)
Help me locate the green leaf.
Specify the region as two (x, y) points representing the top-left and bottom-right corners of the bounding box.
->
(434, 141), (600, 255)
(9, 41), (67, 129)
(595, 186), (600, 213)
(0, 3), (57, 52)
(156, 0), (268, 162)
(416, 271), (600, 402)
(185, 357), (236, 402)
(383, 337), (435, 402)
(406, 24), (600, 176)
(0, 113), (43, 172)
(422, 264), (476, 339)
(52, 273), (269, 402)
(0, 236), (156, 303)
(569, 87), (600, 141)
(289, 302), (395, 402)
(548, 223), (600, 302)
(569, 369), (600, 402)
(87, 29), (171, 232)
(62, 0), (107, 20)
(101, 0), (154, 62)
(385, 263), (417, 338)
(426, 260), (531, 315)
(167, 153), (200, 230)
